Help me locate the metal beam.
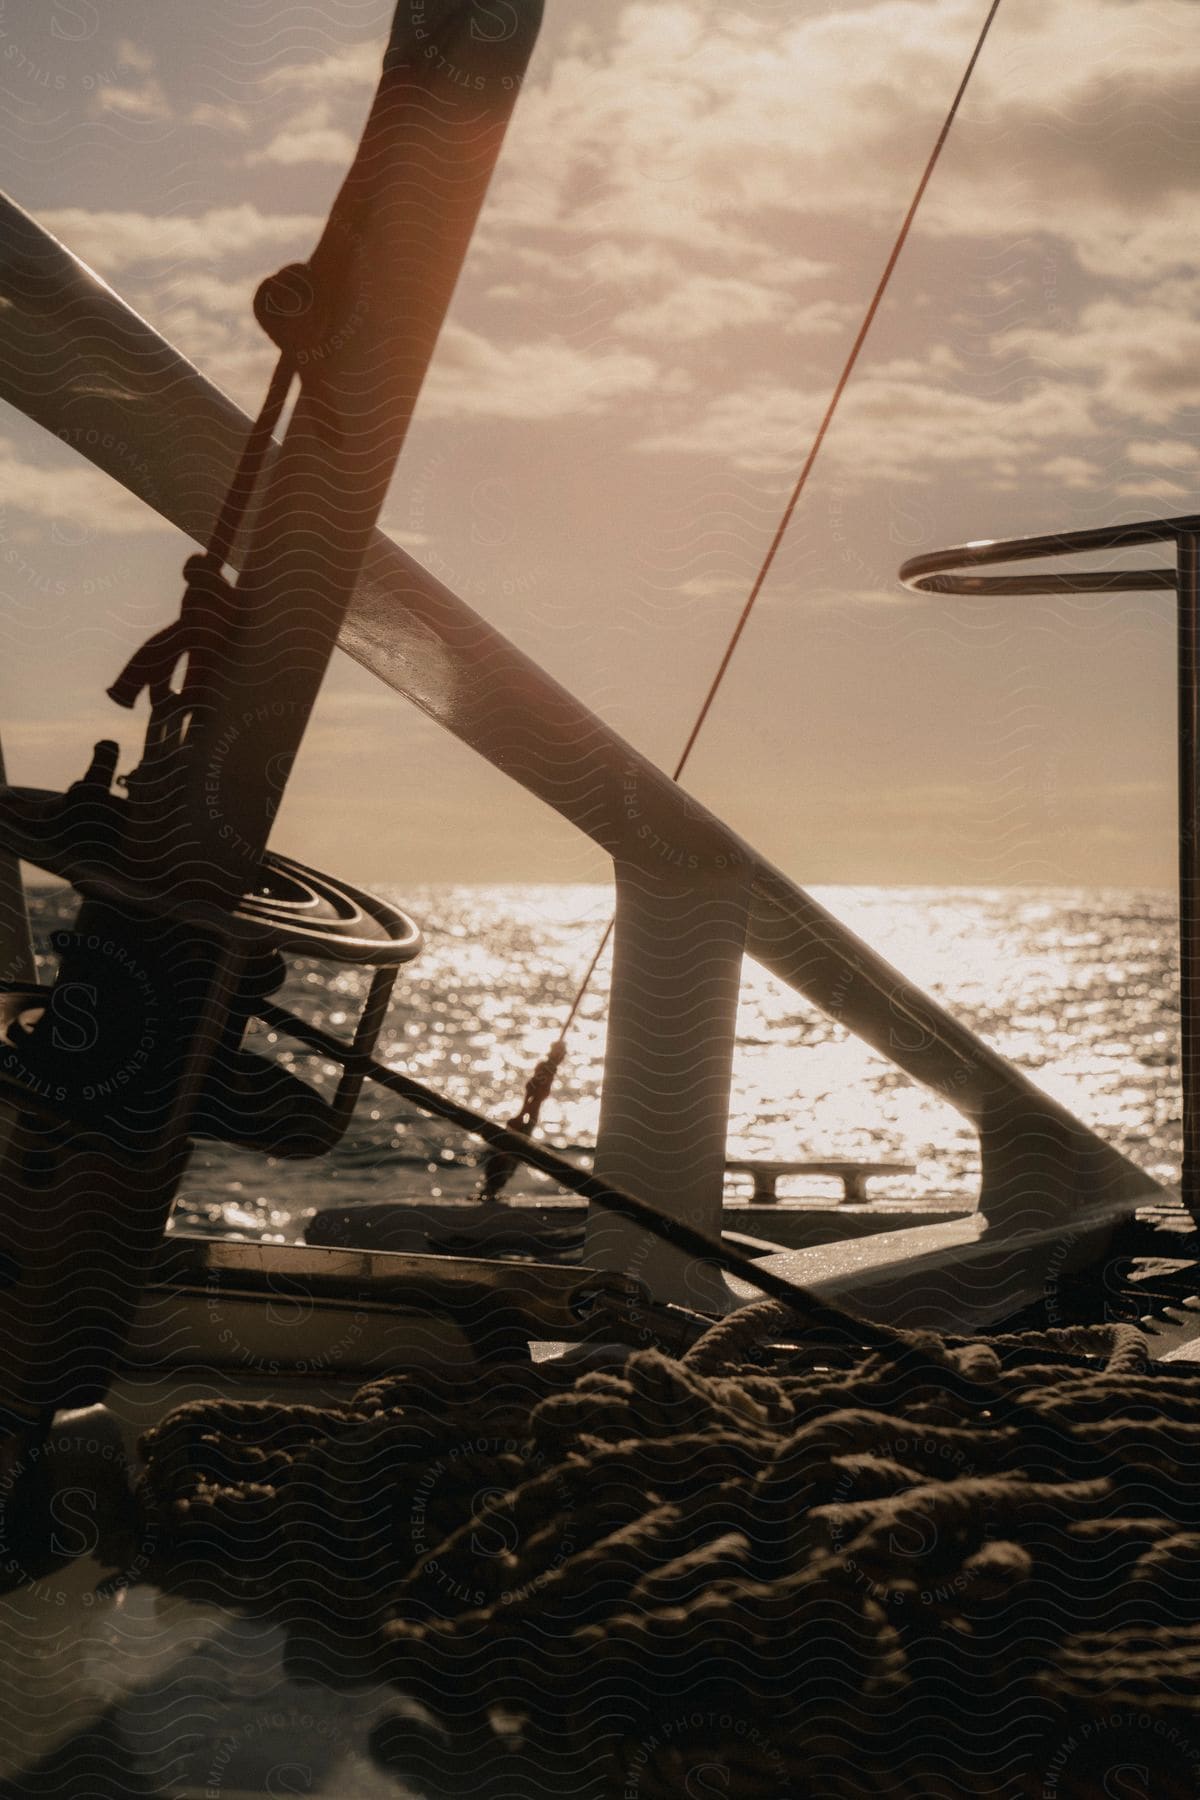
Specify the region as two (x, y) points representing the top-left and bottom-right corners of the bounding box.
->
(0, 738), (33, 985)
(0, 191), (1165, 1299)
(1180, 530), (1200, 1217)
(589, 861), (752, 1307)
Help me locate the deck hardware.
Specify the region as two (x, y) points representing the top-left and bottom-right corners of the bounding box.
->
(0, 0), (544, 1424)
(724, 1158), (917, 1203)
(0, 837), (419, 1158)
(138, 1236), (670, 1361)
(0, 180), (1165, 1315)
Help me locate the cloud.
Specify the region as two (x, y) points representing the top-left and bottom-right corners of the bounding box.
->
(89, 40), (170, 123)
(29, 212), (312, 410)
(115, 40), (155, 77)
(1006, 297), (1200, 425)
(922, 3), (1200, 277)
(35, 0), (1200, 506)
(614, 274), (791, 342)
(609, 274), (847, 346)
(0, 438), (168, 536)
(784, 300), (856, 339)
(93, 80), (170, 122)
(1114, 475), (1191, 501)
(1039, 455), (1102, 490)
(165, 270), (255, 313)
(637, 347), (1100, 486)
(483, 0), (1200, 290)
(190, 101), (252, 133)
(675, 574), (750, 601)
(1127, 439), (1200, 471)
(266, 40), (380, 94)
(250, 100), (356, 168)
(421, 324), (659, 421)
(421, 0), (1200, 497)
(40, 205), (319, 274)
(240, 36), (379, 168)
(486, 0), (953, 255)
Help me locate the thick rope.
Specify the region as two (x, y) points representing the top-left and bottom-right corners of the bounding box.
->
(139, 1307), (1200, 1799)
(206, 353), (294, 569)
(106, 355), (295, 714)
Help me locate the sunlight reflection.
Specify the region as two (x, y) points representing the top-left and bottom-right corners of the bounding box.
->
(19, 882), (1164, 1237)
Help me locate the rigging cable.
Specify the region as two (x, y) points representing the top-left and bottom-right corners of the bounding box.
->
(480, 0), (1004, 1199)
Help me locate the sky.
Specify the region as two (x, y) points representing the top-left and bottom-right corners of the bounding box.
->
(0, 0), (1197, 887)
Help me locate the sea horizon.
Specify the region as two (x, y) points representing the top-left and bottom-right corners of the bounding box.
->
(18, 883), (1178, 1242)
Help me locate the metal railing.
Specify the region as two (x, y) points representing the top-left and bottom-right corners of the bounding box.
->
(901, 516), (1199, 1220)
(0, 192), (1167, 1327)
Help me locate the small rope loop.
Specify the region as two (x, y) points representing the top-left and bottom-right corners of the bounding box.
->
(107, 553), (240, 714)
(1102, 1321), (1152, 1374)
(683, 1298), (799, 1374)
(106, 616), (191, 711)
(104, 349), (294, 747)
(206, 352), (295, 570)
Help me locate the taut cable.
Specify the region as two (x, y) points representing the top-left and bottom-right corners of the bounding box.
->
(482, 0), (1005, 1195)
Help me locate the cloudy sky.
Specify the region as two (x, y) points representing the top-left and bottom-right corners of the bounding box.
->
(0, 0), (1197, 886)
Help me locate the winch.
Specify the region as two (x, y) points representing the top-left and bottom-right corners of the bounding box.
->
(0, 0), (546, 1430)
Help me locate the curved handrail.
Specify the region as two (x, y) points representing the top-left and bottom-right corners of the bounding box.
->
(900, 513), (1200, 1224)
(899, 516), (1198, 596)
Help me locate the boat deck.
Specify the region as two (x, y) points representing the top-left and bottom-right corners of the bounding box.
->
(304, 1190), (975, 1260)
(4, 1197), (1198, 1795)
(0, 1373), (421, 1799)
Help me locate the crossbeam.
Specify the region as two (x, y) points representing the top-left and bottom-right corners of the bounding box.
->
(0, 194), (1165, 1323)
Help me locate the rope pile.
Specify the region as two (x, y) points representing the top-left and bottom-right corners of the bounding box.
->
(138, 1306), (1200, 1798)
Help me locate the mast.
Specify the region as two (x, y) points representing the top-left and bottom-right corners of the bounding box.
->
(0, 0), (543, 1430)
(1178, 531), (1200, 1219)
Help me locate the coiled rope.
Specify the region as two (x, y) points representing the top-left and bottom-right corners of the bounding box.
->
(140, 1306), (1200, 1799)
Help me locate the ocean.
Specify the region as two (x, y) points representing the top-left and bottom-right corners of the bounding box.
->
(25, 884), (1182, 1239)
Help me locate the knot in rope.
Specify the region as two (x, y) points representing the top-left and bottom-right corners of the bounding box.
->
(478, 1037), (566, 1202)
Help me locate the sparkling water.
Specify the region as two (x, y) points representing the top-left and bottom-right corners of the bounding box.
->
(24, 884), (1181, 1241)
